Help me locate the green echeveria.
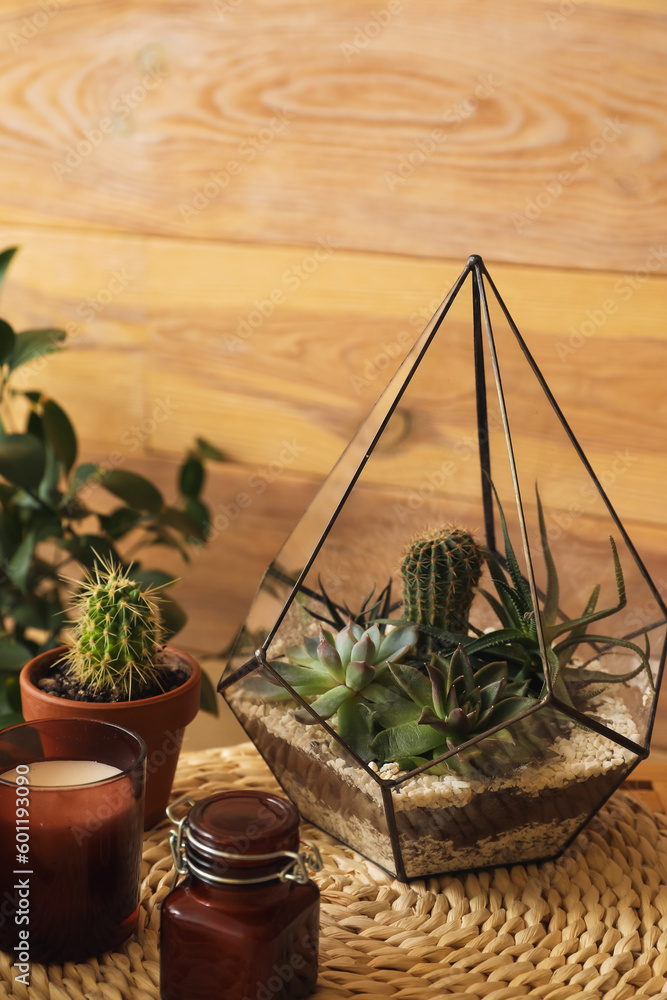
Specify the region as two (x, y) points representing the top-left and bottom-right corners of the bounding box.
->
(269, 621), (417, 760)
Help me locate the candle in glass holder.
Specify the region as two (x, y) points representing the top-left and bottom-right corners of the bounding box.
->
(1, 759), (121, 786)
(0, 719), (146, 966)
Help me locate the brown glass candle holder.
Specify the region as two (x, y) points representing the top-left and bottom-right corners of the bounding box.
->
(0, 717), (146, 965)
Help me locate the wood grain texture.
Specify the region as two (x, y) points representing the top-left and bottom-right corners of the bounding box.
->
(0, 0), (665, 270)
(5, 226), (666, 535)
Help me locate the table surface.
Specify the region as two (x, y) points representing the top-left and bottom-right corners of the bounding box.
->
(2, 745), (667, 1000)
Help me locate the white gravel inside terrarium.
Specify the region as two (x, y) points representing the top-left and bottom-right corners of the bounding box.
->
(229, 683), (640, 876)
(232, 686), (639, 810)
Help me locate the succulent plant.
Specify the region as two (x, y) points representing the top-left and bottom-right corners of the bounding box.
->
(269, 621), (417, 760)
(369, 645), (541, 775)
(464, 483), (653, 703)
(401, 527), (485, 653)
(62, 556), (165, 700)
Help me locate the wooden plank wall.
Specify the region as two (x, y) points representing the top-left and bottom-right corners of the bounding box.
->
(1, 0), (666, 751)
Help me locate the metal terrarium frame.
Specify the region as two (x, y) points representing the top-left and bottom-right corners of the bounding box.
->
(219, 254), (667, 881)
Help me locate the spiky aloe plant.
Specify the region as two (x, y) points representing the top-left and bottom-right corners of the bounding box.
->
(269, 621), (417, 760)
(463, 483), (654, 704)
(369, 645), (542, 775)
(401, 527), (486, 653)
(63, 557), (165, 700)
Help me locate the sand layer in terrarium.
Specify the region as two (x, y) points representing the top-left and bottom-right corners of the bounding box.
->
(230, 689), (639, 878)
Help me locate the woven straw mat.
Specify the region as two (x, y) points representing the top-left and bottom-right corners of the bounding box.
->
(2, 742), (667, 1000)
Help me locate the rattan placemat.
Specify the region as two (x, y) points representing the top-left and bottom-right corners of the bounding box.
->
(2, 743), (667, 1000)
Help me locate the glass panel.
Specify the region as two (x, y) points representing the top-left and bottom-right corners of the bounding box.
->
(390, 702), (638, 878)
(221, 257), (664, 879)
(223, 659), (397, 874)
(481, 274), (666, 743)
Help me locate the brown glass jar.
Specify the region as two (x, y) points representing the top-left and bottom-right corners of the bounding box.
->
(160, 790), (321, 1000)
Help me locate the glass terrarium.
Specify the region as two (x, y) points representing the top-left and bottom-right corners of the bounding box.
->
(219, 255), (667, 881)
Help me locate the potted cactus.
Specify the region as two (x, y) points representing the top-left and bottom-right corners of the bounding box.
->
(20, 558), (201, 827)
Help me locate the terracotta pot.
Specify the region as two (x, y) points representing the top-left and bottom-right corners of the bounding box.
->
(19, 646), (201, 828)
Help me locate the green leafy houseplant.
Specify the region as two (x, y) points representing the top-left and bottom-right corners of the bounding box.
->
(0, 247), (223, 727)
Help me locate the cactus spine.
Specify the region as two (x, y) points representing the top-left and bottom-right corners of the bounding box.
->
(401, 527), (486, 647)
(64, 557), (164, 700)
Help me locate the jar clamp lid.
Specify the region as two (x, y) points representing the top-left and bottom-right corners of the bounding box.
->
(167, 792), (323, 890)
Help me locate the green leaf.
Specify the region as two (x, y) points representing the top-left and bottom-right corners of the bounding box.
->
(488, 477), (533, 613)
(377, 625), (417, 662)
(546, 538), (627, 642)
(160, 506), (206, 540)
(7, 531), (36, 592)
(185, 498), (210, 539)
(390, 662), (433, 708)
(100, 507), (143, 539)
(269, 660), (334, 695)
(10, 328), (66, 372)
(71, 462), (99, 494)
(195, 437), (225, 461)
(100, 470), (163, 513)
(179, 457), (204, 499)
(0, 434), (46, 490)
(0, 636), (33, 671)
(131, 569), (177, 590)
(199, 670), (219, 715)
(337, 698), (373, 761)
(0, 319), (15, 365)
(0, 247), (18, 292)
(488, 696), (539, 727)
(294, 684), (352, 722)
(536, 486), (559, 627)
(372, 697), (421, 729)
(59, 534), (119, 568)
(42, 400), (77, 472)
(159, 593), (187, 640)
(371, 722), (449, 763)
(27, 410), (44, 440)
(37, 442), (61, 505)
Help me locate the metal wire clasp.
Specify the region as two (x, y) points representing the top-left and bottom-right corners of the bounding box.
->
(166, 794), (195, 893)
(164, 794), (323, 889)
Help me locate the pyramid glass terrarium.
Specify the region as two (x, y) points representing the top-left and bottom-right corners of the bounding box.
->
(219, 255), (667, 881)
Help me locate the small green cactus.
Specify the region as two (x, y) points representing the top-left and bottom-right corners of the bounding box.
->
(63, 557), (165, 700)
(401, 527), (486, 652)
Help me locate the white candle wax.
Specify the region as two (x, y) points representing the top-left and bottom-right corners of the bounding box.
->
(0, 759), (122, 787)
